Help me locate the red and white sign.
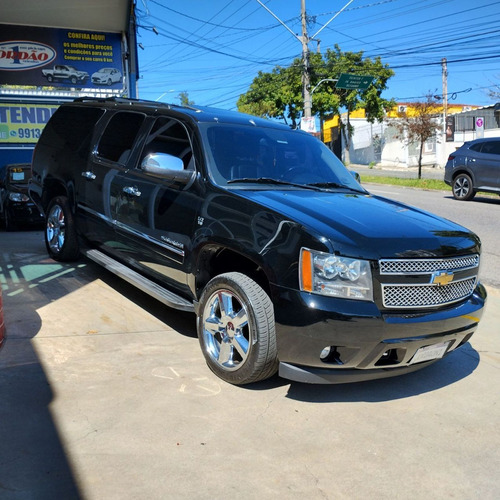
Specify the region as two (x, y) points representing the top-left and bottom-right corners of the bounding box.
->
(300, 117), (317, 134)
(0, 41), (56, 70)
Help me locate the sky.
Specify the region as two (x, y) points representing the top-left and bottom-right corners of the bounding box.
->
(135, 0), (500, 113)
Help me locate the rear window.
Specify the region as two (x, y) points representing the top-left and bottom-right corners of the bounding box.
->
(8, 166), (30, 184)
(39, 105), (104, 153)
(96, 111), (146, 163)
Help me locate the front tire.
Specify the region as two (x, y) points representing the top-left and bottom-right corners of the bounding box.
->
(452, 173), (475, 201)
(197, 272), (278, 385)
(45, 196), (79, 261)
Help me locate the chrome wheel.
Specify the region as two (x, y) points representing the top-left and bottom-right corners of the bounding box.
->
(44, 196), (79, 261)
(197, 272), (278, 384)
(202, 288), (251, 371)
(46, 203), (66, 254)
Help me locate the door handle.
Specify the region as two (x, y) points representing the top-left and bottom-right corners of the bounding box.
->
(123, 186), (141, 197)
(81, 171), (96, 180)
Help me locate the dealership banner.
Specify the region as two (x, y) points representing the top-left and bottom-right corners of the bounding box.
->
(0, 103), (59, 143)
(0, 24), (123, 90)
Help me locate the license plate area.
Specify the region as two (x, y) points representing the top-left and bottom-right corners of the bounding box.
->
(410, 341), (450, 365)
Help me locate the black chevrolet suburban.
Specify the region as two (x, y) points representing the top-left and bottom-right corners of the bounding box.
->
(29, 97), (486, 385)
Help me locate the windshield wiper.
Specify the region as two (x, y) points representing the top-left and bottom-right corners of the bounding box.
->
(308, 182), (367, 194)
(227, 177), (320, 191)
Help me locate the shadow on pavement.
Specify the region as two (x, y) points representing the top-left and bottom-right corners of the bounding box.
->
(284, 343), (479, 403)
(0, 230), (83, 498)
(443, 194), (500, 205)
(242, 341), (480, 403)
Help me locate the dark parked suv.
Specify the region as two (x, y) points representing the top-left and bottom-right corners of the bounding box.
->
(29, 98), (486, 385)
(0, 163), (43, 230)
(445, 137), (500, 200)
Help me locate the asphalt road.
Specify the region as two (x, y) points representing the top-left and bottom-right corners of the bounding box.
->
(365, 182), (500, 289)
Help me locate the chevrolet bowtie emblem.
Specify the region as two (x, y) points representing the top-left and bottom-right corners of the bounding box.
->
(431, 271), (454, 286)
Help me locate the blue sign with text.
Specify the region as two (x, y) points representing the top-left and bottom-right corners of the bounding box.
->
(0, 24), (123, 90)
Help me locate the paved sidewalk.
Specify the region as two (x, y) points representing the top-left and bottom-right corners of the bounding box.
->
(0, 230), (499, 499)
(351, 163), (445, 180)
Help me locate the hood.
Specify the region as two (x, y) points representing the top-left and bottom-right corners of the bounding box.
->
(236, 189), (480, 259)
(6, 183), (29, 194)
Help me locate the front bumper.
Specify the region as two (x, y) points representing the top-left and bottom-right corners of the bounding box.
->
(272, 283), (486, 384)
(7, 203), (44, 225)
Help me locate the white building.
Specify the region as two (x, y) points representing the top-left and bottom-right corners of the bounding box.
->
(324, 103), (500, 168)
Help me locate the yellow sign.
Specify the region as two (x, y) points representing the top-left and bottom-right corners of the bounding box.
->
(0, 103), (59, 143)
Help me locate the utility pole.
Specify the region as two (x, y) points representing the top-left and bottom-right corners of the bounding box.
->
(256, 0), (354, 128)
(442, 57), (448, 133)
(301, 0), (312, 120)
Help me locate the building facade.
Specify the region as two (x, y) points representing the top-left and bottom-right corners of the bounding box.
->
(323, 103), (500, 168)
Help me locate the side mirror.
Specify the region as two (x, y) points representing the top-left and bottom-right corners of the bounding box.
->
(141, 152), (184, 174)
(141, 153), (195, 184)
(349, 170), (361, 183)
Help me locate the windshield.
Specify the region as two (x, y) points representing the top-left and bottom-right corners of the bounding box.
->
(201, 123), (364, 191)
(8, 166), (30, 184)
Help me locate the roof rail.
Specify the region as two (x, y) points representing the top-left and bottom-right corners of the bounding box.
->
(71, 96), (204, 113)
(72, 96), (142, 103)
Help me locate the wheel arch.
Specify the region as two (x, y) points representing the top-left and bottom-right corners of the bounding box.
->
(194, 245), (272, 302)
(41, 178), (76, 214)
(451, 167), (476, 185)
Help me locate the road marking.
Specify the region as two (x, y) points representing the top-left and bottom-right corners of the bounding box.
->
(152, 367), (221, 396)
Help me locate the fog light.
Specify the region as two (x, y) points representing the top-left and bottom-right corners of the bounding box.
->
(320, 346), (331, 360)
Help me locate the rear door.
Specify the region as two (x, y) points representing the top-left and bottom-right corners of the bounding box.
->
(469, 140), (500, 189)
(76, 110), (147, 248)
(108, 115), (200, 294)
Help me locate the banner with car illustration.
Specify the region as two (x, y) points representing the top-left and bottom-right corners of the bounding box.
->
(0, 24), (123, 90)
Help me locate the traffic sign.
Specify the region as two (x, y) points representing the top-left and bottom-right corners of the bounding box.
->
(336, 73), (374, 90)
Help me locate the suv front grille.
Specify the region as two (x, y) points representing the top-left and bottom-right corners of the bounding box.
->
(382, 277), (477, 308)
(379, 255), (479, 274)
(379, 255), (479, 309)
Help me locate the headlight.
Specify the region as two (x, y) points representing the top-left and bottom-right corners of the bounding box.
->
(9, 192), (30, 202)
(300, 248), (373, 301)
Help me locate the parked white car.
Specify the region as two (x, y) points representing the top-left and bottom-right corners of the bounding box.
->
(91, 68), (122, 85)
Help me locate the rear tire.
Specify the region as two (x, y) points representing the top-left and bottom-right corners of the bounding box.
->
(45, 196), (80, 261)
(197, 272), (278, 385)
(452, 173), (475, 201)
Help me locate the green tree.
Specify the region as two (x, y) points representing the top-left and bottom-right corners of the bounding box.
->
(389, 94), (441, 179)
(237, 45), (395, 148)
(237, 65), (303, 128)
(178, 91), (194, 106)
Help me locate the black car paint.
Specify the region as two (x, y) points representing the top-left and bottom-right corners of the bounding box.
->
(29, 98), (486, 384)
(0, 163), (43, 230)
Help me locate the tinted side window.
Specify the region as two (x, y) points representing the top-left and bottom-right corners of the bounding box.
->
(40, 105), (104, 153)
(139, 116), (193, 169)
(469, 143), (483, 153)
(481, 141), (500, 155)
(97, 111), (146, 163)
